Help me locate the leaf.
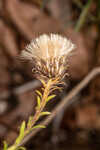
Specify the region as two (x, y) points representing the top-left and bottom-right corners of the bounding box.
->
(41, 88), (44, 91)
(17, 146), (26, 150)
(50, 87), (62, 93)
(40, 111), (51, 116)
(3, 141), (8, 150)
(27, 116), (33, 128)
(40, 79), (46, 87)
(15, 121), (26, 145)
(35, 90), (42, 98)
(46, 95), (56, 102)
(37, 96), (41, 107)
(32, 125), (46, 129)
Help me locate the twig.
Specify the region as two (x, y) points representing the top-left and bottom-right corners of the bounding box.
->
(19, 67), (100, 146)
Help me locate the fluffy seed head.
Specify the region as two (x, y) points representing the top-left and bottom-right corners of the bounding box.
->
(21, 34), (75, 80)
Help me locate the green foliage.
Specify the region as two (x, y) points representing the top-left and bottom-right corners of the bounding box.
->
(3, 141), (8, 150)
(15, 121), (26, 145)
(16, 146), (26, 150)
(46, 94), (56, 102)
(4, 78), (59, 150)
(75, 0), (93, 32)
(32, 125), (46, 129)
(27, 116), (33, 128)
(41, 88), (44, 91)
(37, 96), (41, 108)
(40, 79), (46, 87)
(35, 90), (42, 98)
(40, 111), (51, 116)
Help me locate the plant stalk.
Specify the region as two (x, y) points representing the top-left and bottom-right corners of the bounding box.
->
(7, 79), (53, 150)
(75, 0), (93, 32)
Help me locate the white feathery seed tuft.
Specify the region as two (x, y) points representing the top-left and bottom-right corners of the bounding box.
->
(21, 34), (75, 80)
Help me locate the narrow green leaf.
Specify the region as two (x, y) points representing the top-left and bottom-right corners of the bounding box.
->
(40, 111), (51, 116)
(41, 87), (44, 91)
(37, 96), (41, 107)
(27, 116), (33, 128)
(32, 125), (46, 129)
(75, 0), (93, 32)
(15, 121), (26, 145)
(36, 90), (42, 98)
(50, 86), (62, 93)
(17, 146), (26, 150)
(46, 95), (56, 102)
(3, 141), (8, 150)
(40, 79), (46, 87)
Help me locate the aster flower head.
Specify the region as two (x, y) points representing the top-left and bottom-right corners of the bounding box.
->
(21, 34), (75, 80)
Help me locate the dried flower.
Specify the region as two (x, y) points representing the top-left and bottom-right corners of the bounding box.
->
(21, 34), (75, 80)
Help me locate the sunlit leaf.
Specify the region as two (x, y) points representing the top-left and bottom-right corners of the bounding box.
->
(46, 95), (56, 102)
(32, 125), (46, 129)
(35, 90), (42, 98)
(50, 86), (62, 93)
(15, 121), (26, 145)
(3, 141), (8, 150)
(17, 146), (26, 150)
(40, 111), (51, 116)
(40, 79), (46, 87)
(27, 116), (33, 128)
(37, 96), (41, 107)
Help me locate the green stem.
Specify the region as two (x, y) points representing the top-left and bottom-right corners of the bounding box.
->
(7, 79), (53, 150)
(75, 0), (93, 32)
(74, 0), (96, 22)
(24, 79), (52, 135)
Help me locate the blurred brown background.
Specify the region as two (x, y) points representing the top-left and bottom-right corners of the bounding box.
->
(0, 0), (100, 150)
